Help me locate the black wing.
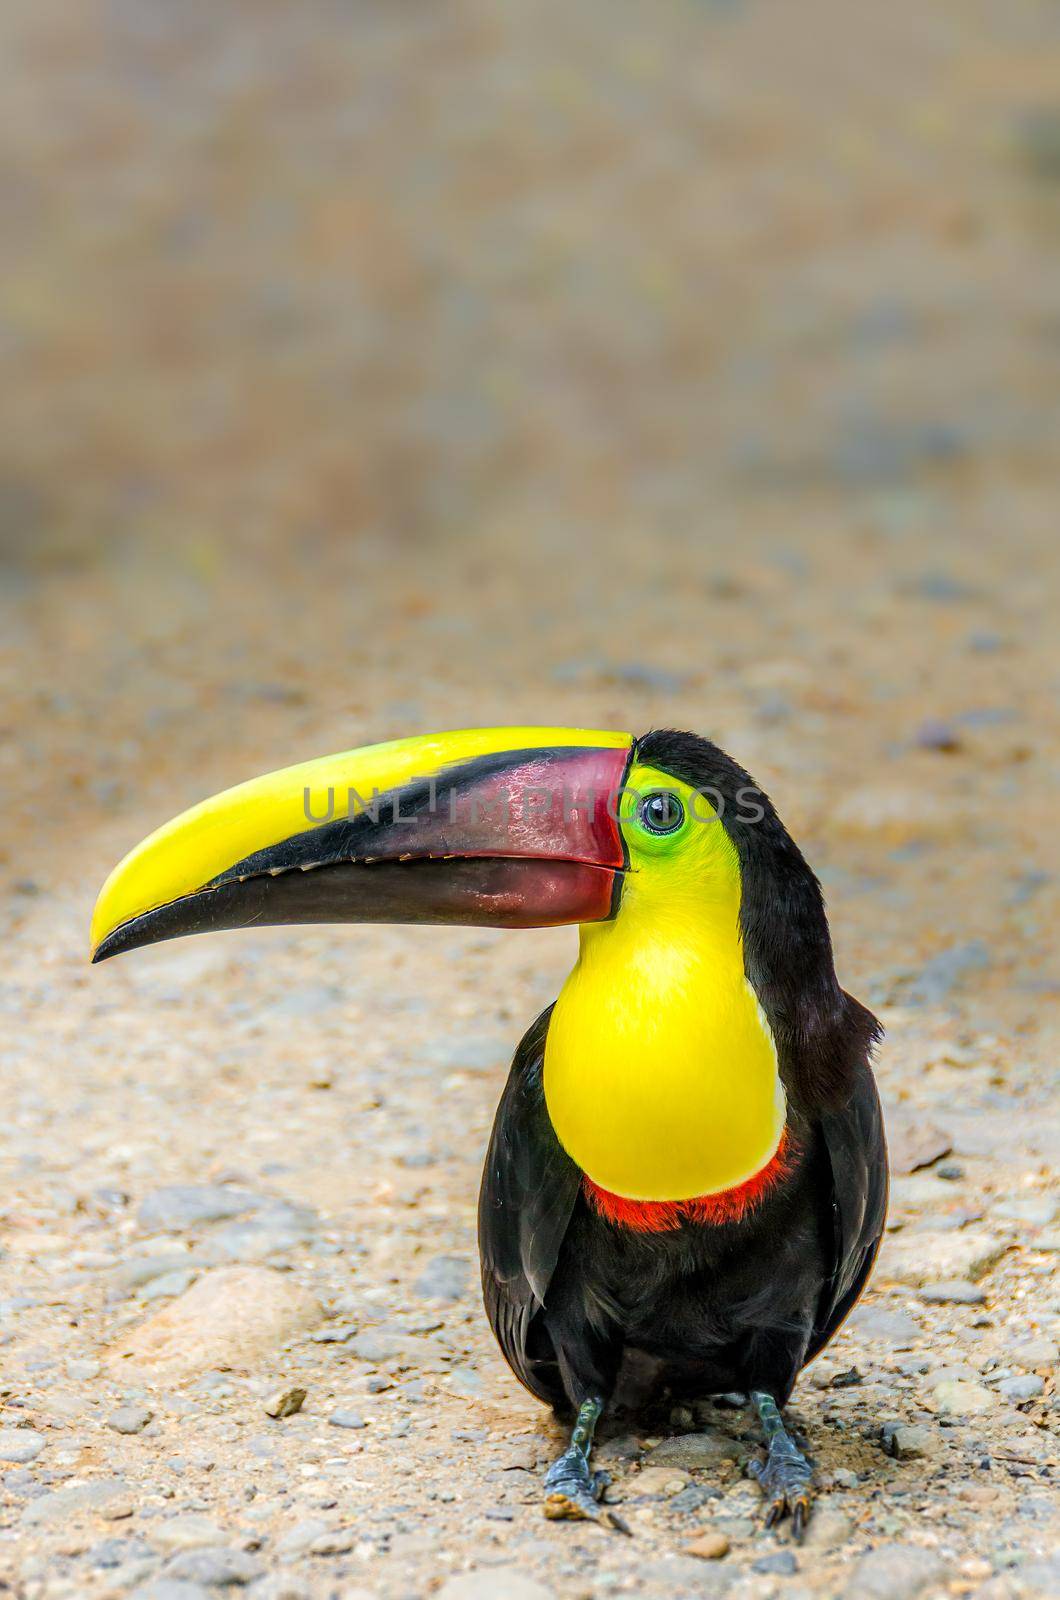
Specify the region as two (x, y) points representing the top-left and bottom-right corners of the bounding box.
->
(478, 1005), (582, 1406)
(807, 1016), (888, 1362)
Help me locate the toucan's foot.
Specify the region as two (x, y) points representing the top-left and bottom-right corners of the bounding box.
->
(542, 1396), (630, 1533)
(748, 1391), (814, 1540)
(748, 1450), (813, 1538)
(544, 1448), (625, 1528)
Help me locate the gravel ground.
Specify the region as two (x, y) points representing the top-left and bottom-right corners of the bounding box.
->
(2, 2), (1058, 1597)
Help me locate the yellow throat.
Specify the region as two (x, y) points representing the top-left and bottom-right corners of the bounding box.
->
(543, 765), (785, 1202)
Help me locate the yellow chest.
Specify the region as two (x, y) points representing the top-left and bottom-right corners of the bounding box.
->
(543, 914), (785, 1202)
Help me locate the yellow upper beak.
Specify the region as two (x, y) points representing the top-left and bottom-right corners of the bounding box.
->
(90, 725), (633, 961)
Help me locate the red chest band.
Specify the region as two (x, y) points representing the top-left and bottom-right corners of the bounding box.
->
(582, 1131), (795, 1233)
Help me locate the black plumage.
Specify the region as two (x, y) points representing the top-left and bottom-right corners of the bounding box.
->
(478, 731), (887, 1511)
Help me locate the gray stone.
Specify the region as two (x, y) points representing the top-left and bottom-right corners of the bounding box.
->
(308, 1527), (356, 1555)
(843, 1544), (947, 1599)
(66, 1358), (102, 1379)
(754, 1550), (798, 1574)
(713, 1516), (757, 1538)
(347, 1328), (413, 1364)
(886, 1424), (942, 1460)
(0, 1428), (44, 1463)
(140, 1268), (198, 1301)
(276, 1518), (332, 1557)
(670, 1484), (718, 1514)
(328, 1409), (367, 1429)
(197, 1202), (318, 1265)
(919, 1279), (986, 1304)
(913, 719), (962, 753)
(1008, 1336), (1058, 1369)
(927, 1363), (979, 1383)
(997, 1374), (1044, 1401)
(152, 1515), (227, 1552)
(112, 1254), (191, 1293)
(22, 1478), (131, 1524)
(932, 1378), (996, 1415)
(413, 1254), (471, 1300)
(164, 1546), (264, 1586)
(107, 1404), (153, 1434)
(90, 1536), (155, 1569)
(846, 1305), (920, 1346)
(648, 1430), (743, 1468)
(802, 1507), (855, 1547)
(138, 1186), (265, 1232)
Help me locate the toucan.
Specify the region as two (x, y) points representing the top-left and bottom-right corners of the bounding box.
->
(90, 726), (886, 1536)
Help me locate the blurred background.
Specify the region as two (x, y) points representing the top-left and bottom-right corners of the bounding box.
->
(4, 0), (1057, 1017)
(0, 4), (1058, 1588)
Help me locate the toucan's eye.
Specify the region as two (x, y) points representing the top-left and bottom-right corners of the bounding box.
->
(637, 791), (684, 835)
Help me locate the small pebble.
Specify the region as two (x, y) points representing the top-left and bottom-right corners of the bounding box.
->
(1007, 1336), (1057, 1369)
(264, 1387), (307, 1420)
(107, 1404), (154, 1435)
(164, 1547), (263, 1587)
(932, 1378), (996, 1415)
(919, 1279), (985, 1304)
(684, 1531), (730, 1559)
(633, 1465), (690, 1497)
(886, 1424), (942, 1460)
(276, 1517), (332, 1557)
(0, 1429), (45, 1464)
(802, 1507), (855, 1548)
(754, 1550), (798, 1575)
(997, 1374), (1044, 1401)
(669, 1484), (718, 1514)
(67, 1359), (102, 1380)
(100, 1499), (136, 1521)
(914, 718), (962, 753)
(309, 1527), (357, 1554)
(151, 1516), (226, 1552)
(328, 1409), (367, 1429)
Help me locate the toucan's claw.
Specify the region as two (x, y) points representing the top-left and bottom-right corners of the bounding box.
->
(749, 1451), (815, 1539)
(543, 1450), (629, 1533)
(543, 1488), (630, 1534)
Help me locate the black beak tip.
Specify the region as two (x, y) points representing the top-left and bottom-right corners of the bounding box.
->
(91, 926), (134, 963)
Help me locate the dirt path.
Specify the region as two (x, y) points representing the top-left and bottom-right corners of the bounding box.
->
(2, 2), (1058, 1597)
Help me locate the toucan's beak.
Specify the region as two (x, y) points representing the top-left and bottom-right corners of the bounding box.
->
(90, 727), (633, 962)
